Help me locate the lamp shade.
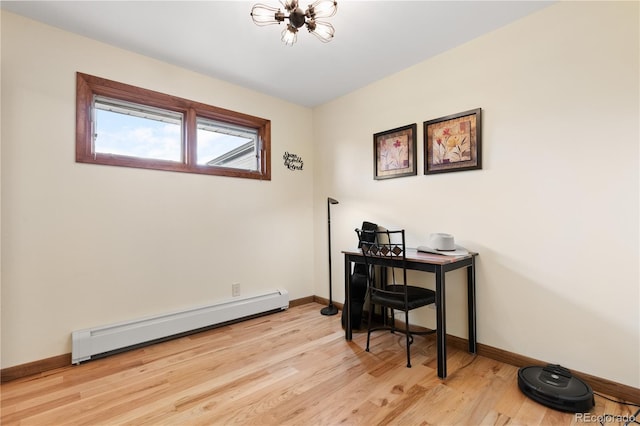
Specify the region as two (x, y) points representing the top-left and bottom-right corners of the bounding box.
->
(281, 0), (299, 11)
(309, 20), (335, 43)
(251, 3), (282, 26)
(281, 25), (298, 46)
(310, 0), (337, 18)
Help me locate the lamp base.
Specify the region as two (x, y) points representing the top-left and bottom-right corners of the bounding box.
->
(320, 304), (339, 316)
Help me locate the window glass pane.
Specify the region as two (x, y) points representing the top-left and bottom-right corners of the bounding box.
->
(94, 96), (183, 162)
(197, 117), (258, 171)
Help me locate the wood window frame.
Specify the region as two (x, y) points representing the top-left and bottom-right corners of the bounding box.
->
(76, 72), (271, 180)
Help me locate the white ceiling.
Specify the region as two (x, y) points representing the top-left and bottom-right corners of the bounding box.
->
(1, 0), (554, 108)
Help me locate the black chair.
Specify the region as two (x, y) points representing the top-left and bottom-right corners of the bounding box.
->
(355, 228), (436, 368)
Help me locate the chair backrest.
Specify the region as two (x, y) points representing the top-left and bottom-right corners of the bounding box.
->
(355, 228), (408, 291)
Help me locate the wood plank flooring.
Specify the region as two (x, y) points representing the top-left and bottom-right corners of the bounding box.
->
(1, 303), (637, 425)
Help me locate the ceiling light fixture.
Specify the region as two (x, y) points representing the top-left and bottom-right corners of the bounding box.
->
(250, 0), (338, 46)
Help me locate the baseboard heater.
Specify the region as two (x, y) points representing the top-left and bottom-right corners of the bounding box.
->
(71, 288), (289, 364)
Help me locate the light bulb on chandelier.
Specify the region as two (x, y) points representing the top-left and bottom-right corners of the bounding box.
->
(251, 0), (337, 46)
(281, 25), (298, 46)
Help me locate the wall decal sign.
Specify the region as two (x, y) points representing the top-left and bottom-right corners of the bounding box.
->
(283, 152), (303, 171)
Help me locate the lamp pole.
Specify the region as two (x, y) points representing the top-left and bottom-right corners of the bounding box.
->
(321, 197), (339, 316)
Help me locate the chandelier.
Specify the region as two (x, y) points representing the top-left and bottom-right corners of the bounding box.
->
(250, 0), (338, 46)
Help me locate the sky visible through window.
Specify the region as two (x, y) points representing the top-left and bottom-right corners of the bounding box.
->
(95, 109), (249, 165)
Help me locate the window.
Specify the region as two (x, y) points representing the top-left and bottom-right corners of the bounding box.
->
(76, 72), (271, 180)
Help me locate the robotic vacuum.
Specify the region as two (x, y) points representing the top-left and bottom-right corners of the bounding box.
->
(518, 364), (594, 412)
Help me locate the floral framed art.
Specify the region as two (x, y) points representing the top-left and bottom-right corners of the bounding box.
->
(424, 108), (482, 174)
(373, 123), (417, 180)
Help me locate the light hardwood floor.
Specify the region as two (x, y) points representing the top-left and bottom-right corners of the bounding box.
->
(1, 303), (637, 425)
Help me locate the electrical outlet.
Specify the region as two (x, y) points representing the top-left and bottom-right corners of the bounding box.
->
(232, 283), (240, 297)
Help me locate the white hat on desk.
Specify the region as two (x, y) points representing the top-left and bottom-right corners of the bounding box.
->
(417, 233), (469, 256)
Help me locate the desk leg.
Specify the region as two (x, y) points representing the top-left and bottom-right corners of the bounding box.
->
(344, 255), (352, 341)
(467, 257), (477, 354)
(435, 266), (447, 379)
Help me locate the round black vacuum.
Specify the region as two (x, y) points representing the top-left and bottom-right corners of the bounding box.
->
(518, 364), (595, 413)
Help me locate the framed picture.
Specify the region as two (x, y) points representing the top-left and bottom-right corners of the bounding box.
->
(424, 108), (482, 174)
(373, 123), (417, 180)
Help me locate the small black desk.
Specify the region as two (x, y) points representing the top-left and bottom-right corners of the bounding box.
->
(343, 248), (477, 379)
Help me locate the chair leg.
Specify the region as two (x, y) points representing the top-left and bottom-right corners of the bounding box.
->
(366, 299), (373, 352)
(390, 308), (396, 333)
(405, 310), (411, 368)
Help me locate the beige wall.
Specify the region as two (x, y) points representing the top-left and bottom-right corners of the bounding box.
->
(313, 1), (639, 387)
(1, 11), (314, 368)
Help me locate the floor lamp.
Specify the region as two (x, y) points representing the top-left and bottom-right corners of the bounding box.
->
(321, 197), (339, 316)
